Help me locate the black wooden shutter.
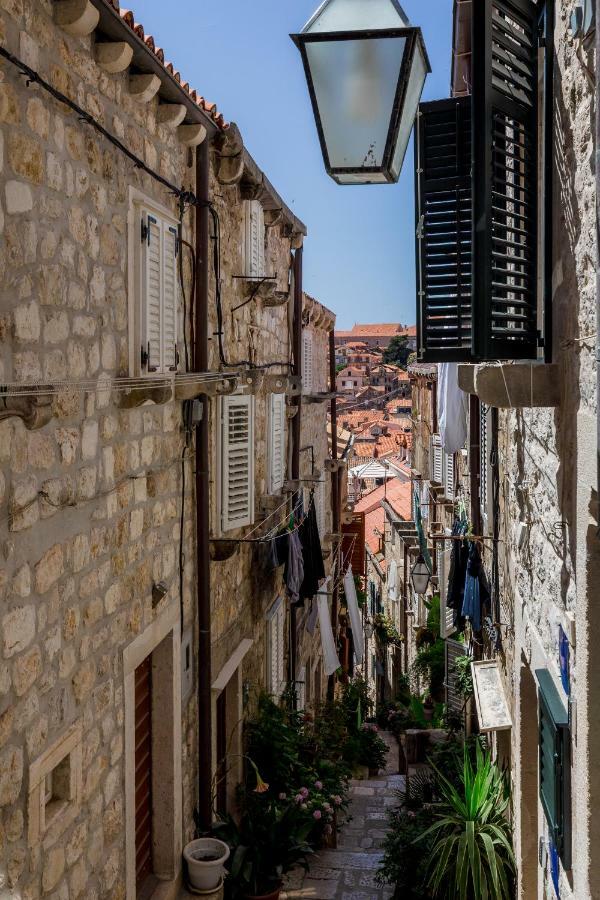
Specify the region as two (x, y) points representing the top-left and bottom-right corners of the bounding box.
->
(472, 0), (539, 360)
(415, 97), (473, 363)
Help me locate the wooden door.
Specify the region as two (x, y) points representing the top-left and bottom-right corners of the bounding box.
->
(135, 655), (153, 889)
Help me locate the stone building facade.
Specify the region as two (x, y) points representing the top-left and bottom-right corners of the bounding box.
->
(0, 2), (335, 899)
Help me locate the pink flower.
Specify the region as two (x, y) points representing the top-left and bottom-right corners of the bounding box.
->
(295, 794), (303, 804)
(323, 802), (331, 812)
(300, 787), (309, 798)
(333, 795), (342, 806)
(313, 810), (322, 820)
(314, 780), (323, 790)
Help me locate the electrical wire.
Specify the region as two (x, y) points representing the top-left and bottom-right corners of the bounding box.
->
(0, 372), (238, 399)
(178, 231), (197, 373)
(337, 383), (412, 413)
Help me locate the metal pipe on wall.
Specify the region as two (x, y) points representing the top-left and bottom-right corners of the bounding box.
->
(195, 140), (212, 831)
(328, 329), (340, 701)
(290, 246), (303, 689)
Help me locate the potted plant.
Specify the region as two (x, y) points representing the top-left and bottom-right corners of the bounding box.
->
(358, 723), (389, 777)
(183, 836), (230, 893)
(213, 794), (313, 899)
(423, 695), (435, 722)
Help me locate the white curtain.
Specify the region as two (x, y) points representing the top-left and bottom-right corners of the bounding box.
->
(388, 559), (398, 602)
(437, 362), (468, 453)
(344, 567), (364, 663)
(318, 593), (341, 677)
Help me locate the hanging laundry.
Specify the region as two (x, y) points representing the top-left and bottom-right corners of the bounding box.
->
(306, 598), (319, 634)
(446, 519), (468, 631)
(461, 542), (490, 633)
(285, 529), (304, 605)
(437, 362), (468, 453)
(344, 567), (364, 663)
(299, 495), (325, 601)
(388, 559), (398, 601)
(317, 593), (341, 676)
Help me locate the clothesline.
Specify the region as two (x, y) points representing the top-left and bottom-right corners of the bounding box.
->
(427, 533), (502, 544)
(210, 495), (312, 544)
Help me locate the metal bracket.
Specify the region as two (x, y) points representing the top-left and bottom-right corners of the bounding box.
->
(0, 387), (54, 430)
(238, 370), (264, 394)
(324, 459), (346, 473)
(286, 376), (302, 397)
(195, 377), (239, 398)
(264, 373), (290, 394)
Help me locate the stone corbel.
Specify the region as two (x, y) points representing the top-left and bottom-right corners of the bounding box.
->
(238, 370), (264, 394)
(283, 479), (301, 493)
(457, 362), (561, 408)
(303, 391), (337, 405)
(193, 377), (239, 398)
(0, 390), (54, 430)
(178, 124), (207, 147)
(129, 74), (161, 104)
(215, 124), (245, 186)
(94, 41), (133, 74)
(157, 103), (188, 127)
(117, 384), (173, 409)
(209, 541), (240, 562)
(54, 0), (99, 36)
(264, 374), (290, 394)
(324, 459), (347, 473)
(264, 209), (284, 229)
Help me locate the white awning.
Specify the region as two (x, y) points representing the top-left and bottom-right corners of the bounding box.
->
(349, 460), (396, 480)
(471, 660), (512, 732)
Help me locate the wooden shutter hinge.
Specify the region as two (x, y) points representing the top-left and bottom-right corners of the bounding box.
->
(140, 344), (149, 368)
(141, 220), (149, 245)
(416, 215), (425, 239)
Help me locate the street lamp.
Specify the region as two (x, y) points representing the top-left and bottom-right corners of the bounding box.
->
(410, 553), (431, 595)
(291, 0), (430, 185)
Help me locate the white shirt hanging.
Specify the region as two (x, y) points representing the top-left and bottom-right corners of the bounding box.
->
(437, 363), (468, 454)
(343, 567), (364, 664)
(317, 592), (341, 677)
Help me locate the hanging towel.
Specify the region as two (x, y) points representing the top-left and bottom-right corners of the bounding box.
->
(461, 542), (487, 633)
(299, 499), (326, 601)
(437, 363), (468, 453)
(306, 598), (319, 634)
(344, 567), (364, 664)
(317, 593), (341, 676)
(285, 530), (304, 605)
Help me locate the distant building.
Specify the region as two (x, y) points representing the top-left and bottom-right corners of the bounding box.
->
(335, 323), (417, 351)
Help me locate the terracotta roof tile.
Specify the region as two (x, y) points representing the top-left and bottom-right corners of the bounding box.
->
(355, 478), (412, 519)
(118, 5), (228, 129)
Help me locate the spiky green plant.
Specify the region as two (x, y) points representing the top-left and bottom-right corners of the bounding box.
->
(417, 743), (515, 899)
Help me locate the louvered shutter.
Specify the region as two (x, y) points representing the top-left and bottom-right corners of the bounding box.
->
(142, 213), (162, 372)
(296, 665), (306, 711)
(480, 404), (490, 529)
(302, 332), (314, 393)
(220, 395), (255, 532)
(162, 225), (178, 372)
(244, 200), (265, 279)
(445, 638), (466, 717)
(444, 451), (455, 500)
(415, 97), (473, 362)
(439, 540), (456, 638)
(472, 0), (539, 360)
(316, 481), (325, 538)
(268, 393), (286, 494)
(430, 434), (443, 484)
(267, 599), (284, 697)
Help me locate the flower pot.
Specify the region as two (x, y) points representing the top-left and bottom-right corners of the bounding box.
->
(243, 886), (282, 900)
(183, 838), (230, 892)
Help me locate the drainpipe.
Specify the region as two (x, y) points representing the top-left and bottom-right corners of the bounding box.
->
(328, 329), (340, 701)
(195, 140), (212, 832)
(290, 246), (303, 689)
(596, 0), (600, 533)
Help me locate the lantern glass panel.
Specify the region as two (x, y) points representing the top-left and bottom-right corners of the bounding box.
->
(305, 0), (410, 32)
(390, 41), (428, 180)
(305, 35), (408, 173)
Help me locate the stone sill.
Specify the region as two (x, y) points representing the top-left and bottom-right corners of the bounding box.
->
(457, 363), (560, 408)
(303, 391), (337, 404)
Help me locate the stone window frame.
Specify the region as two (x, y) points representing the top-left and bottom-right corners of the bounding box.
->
(28, 720), (83, 847)
(126, 186), (181, 378)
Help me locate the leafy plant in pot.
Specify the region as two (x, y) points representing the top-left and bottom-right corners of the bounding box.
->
(213, 793), (313, 899)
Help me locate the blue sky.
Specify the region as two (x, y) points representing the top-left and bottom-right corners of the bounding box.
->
(140, 0), (454, 328)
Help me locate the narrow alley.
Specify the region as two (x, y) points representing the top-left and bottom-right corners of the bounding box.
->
(281, 733), (399, 900)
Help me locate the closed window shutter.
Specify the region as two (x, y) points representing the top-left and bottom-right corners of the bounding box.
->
(430, 433), (443, 484)
(415, 97), (472, 362)
(472, 0), (539, 360)
(439, 540), (456, 638)
(162, 225), (178, 372)
(267, 394), (286, 494)
(244, 200), (265, 278)
(316, 481), (325, 538)
(276, 602), (285, 696)
(267, 600), (285, 698)
(142, 214), (162, 372)
(296, 665), (306, 711)
(220, 395), (255, 532)
(302, 332), (313, 393)
(480, 404), (490, 528)
(537, 669), (571, 868)
(445, 638), (466, 717)
(444, 451), (455, 500)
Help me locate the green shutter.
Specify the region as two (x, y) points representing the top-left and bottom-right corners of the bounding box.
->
(536, 669), (571, 869)
(472, 0), (539, 360)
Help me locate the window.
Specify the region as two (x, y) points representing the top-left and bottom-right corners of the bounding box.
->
(302, 331), (314, 393)
(267, 598), (285, 698)
(416, 0), (549, 363)
(28, 721), (83, 847)
(218, 394), (255, 532)
(243, 199), (266, 279)
(267, 393), (286, 495)
(537, 669), (571, 869)
(139, 208), (179, 375)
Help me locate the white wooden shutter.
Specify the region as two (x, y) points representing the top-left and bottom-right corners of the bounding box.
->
(220, 394), (255, 532)
(267, 598), (285, 698)
(316, 481), (325, 538)
(445, 638), (466, 717)
(439, 539), (456, 638)
(302, 331), (314, 393)
(142, 213), (162, 372)
(444, 451), (455, 500)
(267, 393), (286, 494)
(430, 433), (443, 484)
(244, 199), (265, 278)
(162, 224), (178, 372)
(480, 404), (490, 529)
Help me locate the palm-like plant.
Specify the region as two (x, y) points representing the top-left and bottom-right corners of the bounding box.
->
(417, 743), (515, 899)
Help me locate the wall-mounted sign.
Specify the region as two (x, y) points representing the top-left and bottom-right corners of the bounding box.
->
(471, 660), (512, 732)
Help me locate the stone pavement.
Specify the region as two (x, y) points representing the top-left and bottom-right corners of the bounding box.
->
(280, 732), (400, 900)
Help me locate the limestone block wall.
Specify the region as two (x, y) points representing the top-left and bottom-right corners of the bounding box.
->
(0, 2), (202, 897)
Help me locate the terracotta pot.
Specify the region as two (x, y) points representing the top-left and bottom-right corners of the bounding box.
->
(243, 887), (281, 900)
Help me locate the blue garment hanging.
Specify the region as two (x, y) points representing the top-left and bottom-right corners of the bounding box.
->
(461, 542), (484, 632)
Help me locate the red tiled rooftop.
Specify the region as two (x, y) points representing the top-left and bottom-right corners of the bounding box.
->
(355, 477), (412, 519)
(114, 3), (228, 128)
